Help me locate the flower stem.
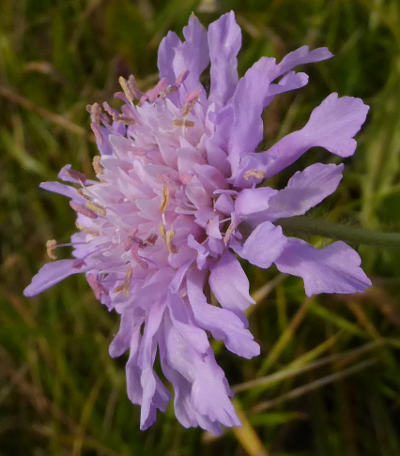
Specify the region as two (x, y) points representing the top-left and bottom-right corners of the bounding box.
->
(278, 216), (400, 248)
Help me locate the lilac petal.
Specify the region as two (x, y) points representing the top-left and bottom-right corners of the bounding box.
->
(187, 270), (259, 358)
(126, 302), (170, 429)
(264, 163), (344, 220)
(40, 181), (79, 199)
(242, 93), (369, 180)
(157, 31), (182, 84)
(276, 46), (333, 77)
(23, 259), (86, 297)
(168, 15), (209, 93)
(235, 221), (287, 269)
(192, 349), (241, 428)
(208, 11), (241, 107)
(167, 293), (209, 354)
(266, 71), (309, 97)
(162, 318), (239, 432)
(275, 239), (372, 296)
(228, 57), (277, 176)
(181, 14), (209, 82)
(235, 187), (277, 216)
(140, 367), (171, 430)
(209, 250), (255, 314)
(109, 307), (145, 358)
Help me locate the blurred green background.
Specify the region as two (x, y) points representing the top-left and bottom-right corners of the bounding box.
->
(1, 0), (400, 455)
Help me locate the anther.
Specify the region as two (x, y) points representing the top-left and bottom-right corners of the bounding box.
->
(159, 185), (170, 213)
(70, 201), (97, 219)
(165, 229), (177, 254)
(46, 239), (58, 260)
(92, 155), (103, 176)
(144, 233), (158, 245)
(244, 169), (266, 180)
(77, 188), (91, 200)
(119, 76), (135, 104)
(75, 222), (99, 237)
(113, 268), (133, 296)
(85, 201), (106, 217)
(223, 219), (239, 246)
(173, 119), (195, 128)
(181, 89), (202, 116)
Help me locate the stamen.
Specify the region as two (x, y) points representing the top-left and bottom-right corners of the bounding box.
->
(87, 273), (108, 300)
(224, 219), (239, 246)
(159, 224), (166, 239)
(165, 229), (177, 254)
(113, 268), (133, 296)
(66, 167), (87, 184)
(114, 115), (136, 126)
(46, 239), (58, 260)
(173, 119), (195, 128)
(175, 70), (188, 86)
(160, 85), (178, 98)
(244, 169), (266, 180)
(75, 222), (99, 237)
(86, 103), (102, 124)
(102, 102), (136, 125)
(159, 185), (170, 213)
(119, 76), (135, 104)
(85, 201), (106, 217)
(77, 188), (91, 200)
(70, 201), (97, 219)
(92, 155), (103, 176)
(144, 233), (158, 245)
(181, 89), (202, 116)
(127, 75), (142, 99)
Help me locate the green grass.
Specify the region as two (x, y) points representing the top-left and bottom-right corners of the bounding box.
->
(1, 0), (400, 455)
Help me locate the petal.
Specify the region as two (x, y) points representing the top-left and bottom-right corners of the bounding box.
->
(40, 181), (79, 199)
(162, 318), (239, 433)
(227, 57), (277, 176)
(276, 45), (333, 77)
(192, 349), (241, 428)
(208, 11), (241, 107)
(209, 250), (255, 314)
(23, 259), (86, 297)
(264, 163), (344, 220)
(235, 221), (287, 269)
(177, 14), (209, 88)
(159, 15), (209, 93)
(235, 187), (277, 216)
(266, 71), (309, 97)
(275, 238), (372, 296)
(187, 270), (259, 358)
(140, 367), (170, 430)
(167, 293), (210, 354)
(157, 31), (182, 84)
(109, 307), (145, 358)
(240, 93), (369, 180)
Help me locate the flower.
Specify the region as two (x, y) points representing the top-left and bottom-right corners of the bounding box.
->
(24, 11), (371, 433)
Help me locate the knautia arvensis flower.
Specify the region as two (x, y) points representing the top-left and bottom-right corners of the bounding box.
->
(24, 12), (371, 433)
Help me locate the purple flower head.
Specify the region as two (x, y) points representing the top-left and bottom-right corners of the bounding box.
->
(24, 12), (371, 433)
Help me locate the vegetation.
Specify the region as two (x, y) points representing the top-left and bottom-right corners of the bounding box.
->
(1, 0), (400, 454)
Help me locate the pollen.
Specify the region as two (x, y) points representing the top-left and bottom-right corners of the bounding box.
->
(165, 229), (177, 254)
(85, 201), (106, 217)
(159, 225), (176, 253)
(159, 185), (170, 213)
(92, 155), (103, 176)
(113, 268), (133, 296)
(75, 222), (99, 237)
(173, 119), (195, 128)
(119, 76), (135, 104)
(244, 169), (266, 180)
(46, 239), (58, 260)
